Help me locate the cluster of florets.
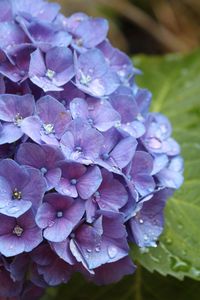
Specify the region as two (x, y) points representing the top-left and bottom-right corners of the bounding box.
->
(0, 0), (184, 299)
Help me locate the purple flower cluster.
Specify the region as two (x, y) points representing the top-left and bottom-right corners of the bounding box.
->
(0, 0), (184, 298)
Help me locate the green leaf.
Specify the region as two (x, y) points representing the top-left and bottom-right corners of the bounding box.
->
(132, 50), (200, 280)
(41, 267), (200, 300)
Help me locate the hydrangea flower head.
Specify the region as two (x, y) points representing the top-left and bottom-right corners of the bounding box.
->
(0, 0), (183, 298)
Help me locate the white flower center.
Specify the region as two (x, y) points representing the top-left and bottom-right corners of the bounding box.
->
(79, 71), (92, 86)
(43, 123), (55, 135)
(46, 69), (55, 80)
(13, 225), (23, 237)
(14, 113), (23, 127)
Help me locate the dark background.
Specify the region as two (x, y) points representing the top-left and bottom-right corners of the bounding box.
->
(53, 0), (200, 55)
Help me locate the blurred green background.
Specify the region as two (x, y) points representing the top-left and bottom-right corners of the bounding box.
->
(54, 0), (200, 55)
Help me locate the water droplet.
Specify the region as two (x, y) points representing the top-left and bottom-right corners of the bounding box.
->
(139, 247), (149, 254)
(147, 138), (162, 150)
(150, 241), (157, 248)
(108, 245), (117, 259)
(86, 248), (92, 253)
(115, 121), (121, 128)
(191, 267), (200, 278)
(160, 125), (166, 134)
(87, 118), (94, 126)
(150, 255), (160, 263)
(170, 257), (191, 272)
(7, 206), (20, 214)
(95, 246), (101, 252)
(139, 219), (144, 224)
(165, 237), (173, 245)
(40, 167), (47, 175)
(70, 179), (77, 185)
(137, 114), (144, 121)
(13, 72), (19, 78)
(56, 211), (63, 218)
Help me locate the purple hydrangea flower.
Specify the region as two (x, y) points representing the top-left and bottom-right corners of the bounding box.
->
(0, 159), (46, 217)
(69, 213), (130, 271)
(35, 193), (85, 242)
(109, 87), (145, 138)
(98, 40), (139, 83)
(21, 95), (71, 145)
(0, 94), (35, 144)
(156, 156), (184, 189)
(0, 256), (23, 297)
(89, 256), (136, 285)
(86, 169), (128, 222)
(55, 162), (102, 199)
(60, 118), (104, 164)
(0, 210), (42, 257)
(48, 82), (86, 107)
(12, 0), (60, 22)
(96, 128), (138, 173)
(75, 49), (120, 97)
(0, 21), (29, 63)
(31, 244), (73, 286)
(0, 0), (184, 296)
(142, 113), (180, 156)
(17, 17), (72, 53)
(70, 97), (121, 132)
(70, 17), (109, 52)
(16, 143), (65, 190)
(125, 151), (155, 197)
(29, 47), (74, 92)
(129, 189), (173, 247)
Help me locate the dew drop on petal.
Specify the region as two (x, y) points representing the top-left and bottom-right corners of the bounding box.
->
(95, 246), (101, 252)
(7, 206), (20, 214)
(41, 167), (48, 175)
(148, 138), (162, 150)
(108, 245), (118, 259)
